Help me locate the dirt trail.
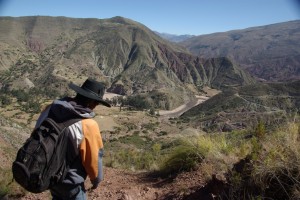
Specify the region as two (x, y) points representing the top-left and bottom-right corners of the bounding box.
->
(17, 167), (208, 200)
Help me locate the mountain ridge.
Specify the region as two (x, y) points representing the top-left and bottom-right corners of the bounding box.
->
(0, 16), (299, 200)
(180, 20), (300, 81)
(1, 15), (298, 131)
(0, 16), (253, 109)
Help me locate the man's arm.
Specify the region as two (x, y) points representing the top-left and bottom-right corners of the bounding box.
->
(80, 119), (104, 188)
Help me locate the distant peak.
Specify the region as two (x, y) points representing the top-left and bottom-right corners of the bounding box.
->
(108, 16), (137, 25)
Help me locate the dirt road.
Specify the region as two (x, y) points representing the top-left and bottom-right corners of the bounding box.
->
(159, 96), (209, 118)
(103, 92), (210, 119)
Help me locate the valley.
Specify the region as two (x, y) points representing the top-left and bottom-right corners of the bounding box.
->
(0, 16), (299, 199)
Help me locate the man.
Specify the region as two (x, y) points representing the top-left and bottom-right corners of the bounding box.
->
(35, 78), (111, 200)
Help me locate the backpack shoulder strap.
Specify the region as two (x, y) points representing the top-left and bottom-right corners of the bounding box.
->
(47, 109), (82, 130)
(42, 117), (82, 133)
(62, 118), (82, 128)
(53, 118), (82, 130)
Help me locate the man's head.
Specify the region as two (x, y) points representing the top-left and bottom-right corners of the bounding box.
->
(69, 78), (111, 109)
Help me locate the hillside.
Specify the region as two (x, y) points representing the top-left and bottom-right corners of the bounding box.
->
(2, 108), (299, 200)
(181, 20), (300, 82)
(0, 16), (253, 110)
(0, 16), (298, 137)
(181, 80), (300, 132)
(0, 102), (216, 200)
(1, 16), (300, 199)
(0, 15), (298, 141)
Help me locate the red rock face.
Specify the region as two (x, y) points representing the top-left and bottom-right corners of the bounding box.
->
(27, 37), (44, 53)
(157, 43), (188, 82)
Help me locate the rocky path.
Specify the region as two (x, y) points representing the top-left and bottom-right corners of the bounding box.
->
(17, 167), (207, 200)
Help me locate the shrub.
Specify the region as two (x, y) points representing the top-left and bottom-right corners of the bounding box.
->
(0, 95), (12, 106)
(149, 107), (155, 115)
(124, 122), (137, 132)
(224, 122), (300, 199)
(159, 138), (207, 176)
(142, 122), (158, 131)
(252, 122), (300, 199)
(157, 131), (168, 136)
(125, 95), (150, 110)
(254, 120), (266, 138)
(160, 146), (204, 176)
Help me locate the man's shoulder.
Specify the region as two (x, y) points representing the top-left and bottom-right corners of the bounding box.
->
(81, 118), (98, 127)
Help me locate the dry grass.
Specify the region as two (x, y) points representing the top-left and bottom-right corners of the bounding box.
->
(158, 129), (252, 178)
(219, 121), (300, 199)
(156, 121), (300, 199)
(249, 122), (300, 199)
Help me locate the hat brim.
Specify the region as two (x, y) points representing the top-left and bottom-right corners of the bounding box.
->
(69, 83), (111, 107)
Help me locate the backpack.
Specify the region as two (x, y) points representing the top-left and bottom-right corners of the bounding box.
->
(12, 117), (80, 193)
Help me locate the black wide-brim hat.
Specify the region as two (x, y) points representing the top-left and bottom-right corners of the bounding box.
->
(69, 78), (111, 107)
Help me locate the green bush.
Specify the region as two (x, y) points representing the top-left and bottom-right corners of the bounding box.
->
(0, 95), (11, 106)
(125, 95), (150, 110)
(254, 121), (266, 138)
(161, 147), (203, 175)
(160, 142), (205, 176)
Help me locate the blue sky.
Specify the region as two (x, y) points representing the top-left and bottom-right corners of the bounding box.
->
(0, 0), (299, 35)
